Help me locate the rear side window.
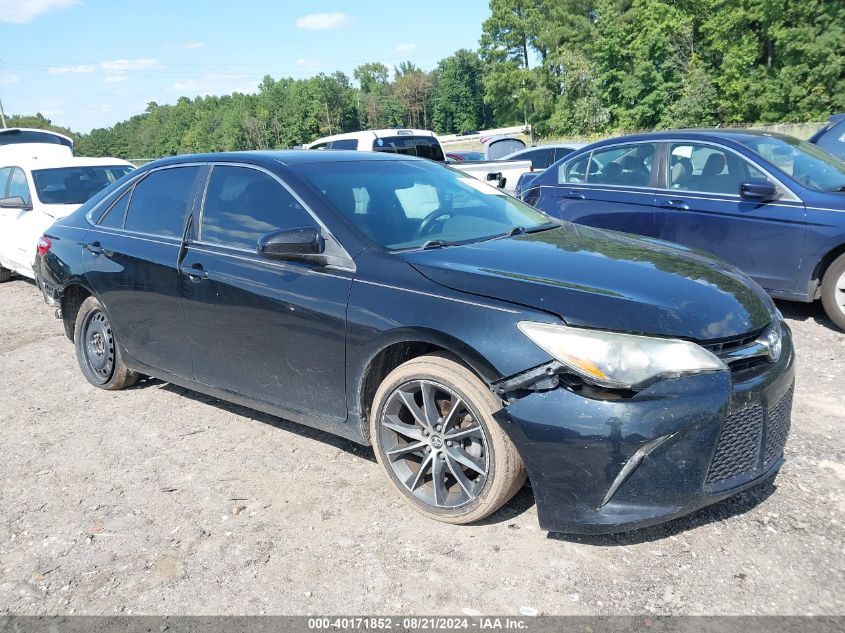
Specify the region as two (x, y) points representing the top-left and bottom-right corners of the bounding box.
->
(0, 167), (11, 197)
(98, 189), (132, 229)
(373, 136), (444, 162)
(200, 165), (316, 250)
(124, 166), (200, 237)
(329, 139), (358, 150)
(520, 148), (553, 169)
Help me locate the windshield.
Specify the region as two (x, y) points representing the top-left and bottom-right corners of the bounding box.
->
(736, 135), (845, 191)
(289, 159), (554, 250)
(31, 165), (135, 204)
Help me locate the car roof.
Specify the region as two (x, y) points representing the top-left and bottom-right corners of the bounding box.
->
(582, 128), (800, 148)
(142, 149), (424, 169)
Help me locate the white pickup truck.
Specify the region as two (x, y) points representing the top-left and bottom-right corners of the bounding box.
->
(305, 129), (531, 194)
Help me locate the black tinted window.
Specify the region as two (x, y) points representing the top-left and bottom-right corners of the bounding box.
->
(99, 189), (131, 229)
(201, 166), (316, 250)
(124, 166), (199, 237)
(520, 148), (553, 169)
(0, 130), (73, 150)
(415, 137), (445, 162)
(373, 136), (444, 161)
(329, 139), (358, 150)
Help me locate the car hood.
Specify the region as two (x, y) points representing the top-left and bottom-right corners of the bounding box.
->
(400, 225), (774, 341)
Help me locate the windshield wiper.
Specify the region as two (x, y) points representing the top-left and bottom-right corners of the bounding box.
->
(827, 185), (845, 192)
(420, 239), (457, 250)
(506, 222), (559, 237)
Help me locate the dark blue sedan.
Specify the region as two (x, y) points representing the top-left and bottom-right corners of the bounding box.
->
(35, 150), (793, 534)
(521, 130), (845, 329)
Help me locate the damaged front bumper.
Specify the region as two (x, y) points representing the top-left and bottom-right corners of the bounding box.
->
(492, 328), (795, 534)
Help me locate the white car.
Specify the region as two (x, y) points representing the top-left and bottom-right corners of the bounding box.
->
(0, 134), (133, 282)
(305, 129), (532, 193)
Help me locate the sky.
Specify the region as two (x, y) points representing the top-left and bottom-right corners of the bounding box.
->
(0, 0), (491, 133)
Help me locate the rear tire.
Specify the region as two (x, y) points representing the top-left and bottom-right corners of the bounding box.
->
(820, 253), (845, 331)
(74, 296), (139, 390)
(0, 267), (12, 283)
(370, 354), (526, 525)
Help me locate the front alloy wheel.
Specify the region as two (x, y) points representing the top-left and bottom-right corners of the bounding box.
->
(379, 380), (489, 509)
(371, 355), (526, 524)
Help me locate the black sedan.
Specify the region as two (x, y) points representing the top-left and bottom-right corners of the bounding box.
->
(35, 151), (794, 534)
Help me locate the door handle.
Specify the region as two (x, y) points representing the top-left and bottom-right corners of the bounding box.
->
(661, 199), (690, 210)
(562, 189), (586, 200)
(180, 263), (209, 281)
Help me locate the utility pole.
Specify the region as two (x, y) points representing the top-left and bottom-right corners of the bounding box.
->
(0, 96), (7, 129)
(324, 102), (332, 135)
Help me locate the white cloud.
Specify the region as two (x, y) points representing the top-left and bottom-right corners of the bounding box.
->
(105, 75), (128, 83)
(38, 108), (63, 117)
(395, 43), (416, 54)
(170, 75), (259, 96)
(0, 0), (79, 24)
(48, 64), (96, 75)
(183, 42), (205, 50)
(0, 72), (19, 84)
(295, 12), (350, 30)
(99, 58), (158, 73)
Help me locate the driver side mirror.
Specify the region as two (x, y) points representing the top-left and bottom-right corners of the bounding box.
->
(0, 196), (33, 211)
(256, 227), (326, 264)
(739, 179), (778, 202)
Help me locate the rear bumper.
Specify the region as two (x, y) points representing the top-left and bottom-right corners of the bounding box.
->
(494, 326), (795, 534)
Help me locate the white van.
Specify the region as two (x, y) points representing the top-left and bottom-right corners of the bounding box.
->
(0, 135), (133, 281)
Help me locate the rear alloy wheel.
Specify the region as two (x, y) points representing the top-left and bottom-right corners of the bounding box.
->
(74, 296), (139, 390)
(370, 355), (526, 524)
(0, 266), (11, 283)
(820, 253), (845, 331)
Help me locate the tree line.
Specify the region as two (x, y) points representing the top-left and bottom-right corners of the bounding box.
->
(9, 0), (844, 158)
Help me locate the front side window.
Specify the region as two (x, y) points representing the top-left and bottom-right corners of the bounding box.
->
(668, 143), (765, 195)
(31, 165), (134, 205)
(291, 159), (554, 251)
(8, 168), (31, 205)
(736, 135), (845, 192)
(0, 167), (11, 197)
(124, 166), (200, 237)
(200, 165), (316, 250)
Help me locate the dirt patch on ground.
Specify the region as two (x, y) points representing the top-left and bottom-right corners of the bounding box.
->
(0, 278), (842, 615)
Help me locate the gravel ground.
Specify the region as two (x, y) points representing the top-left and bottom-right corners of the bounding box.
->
(0, 277), (842, 616)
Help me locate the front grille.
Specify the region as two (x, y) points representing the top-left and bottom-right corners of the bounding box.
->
(705, 385), (794, 487)
(702, 328), (765, 355)
(765, 386), (794, 464)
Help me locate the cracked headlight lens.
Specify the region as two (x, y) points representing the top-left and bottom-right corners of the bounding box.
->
(518, 321), (727, 390)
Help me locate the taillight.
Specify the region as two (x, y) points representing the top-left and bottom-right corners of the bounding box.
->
(37, 236), (52, 257)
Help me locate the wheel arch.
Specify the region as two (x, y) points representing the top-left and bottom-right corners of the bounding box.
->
(355, 328), (502, 444)
(812, 242), (845, 291)
(59, 282), (96, 342)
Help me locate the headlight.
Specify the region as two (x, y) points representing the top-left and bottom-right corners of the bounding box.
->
(517, 321), (727, 390)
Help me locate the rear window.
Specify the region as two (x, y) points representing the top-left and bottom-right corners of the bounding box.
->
(0, 130), (73, 151)
(124, 166), (200, 237)
(373, 136), (445, 162)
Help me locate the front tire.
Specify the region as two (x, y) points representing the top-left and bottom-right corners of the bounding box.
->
(820, 253), (845, 331)
(74, 296), (139, 390)
(370, 354), (526, 524)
